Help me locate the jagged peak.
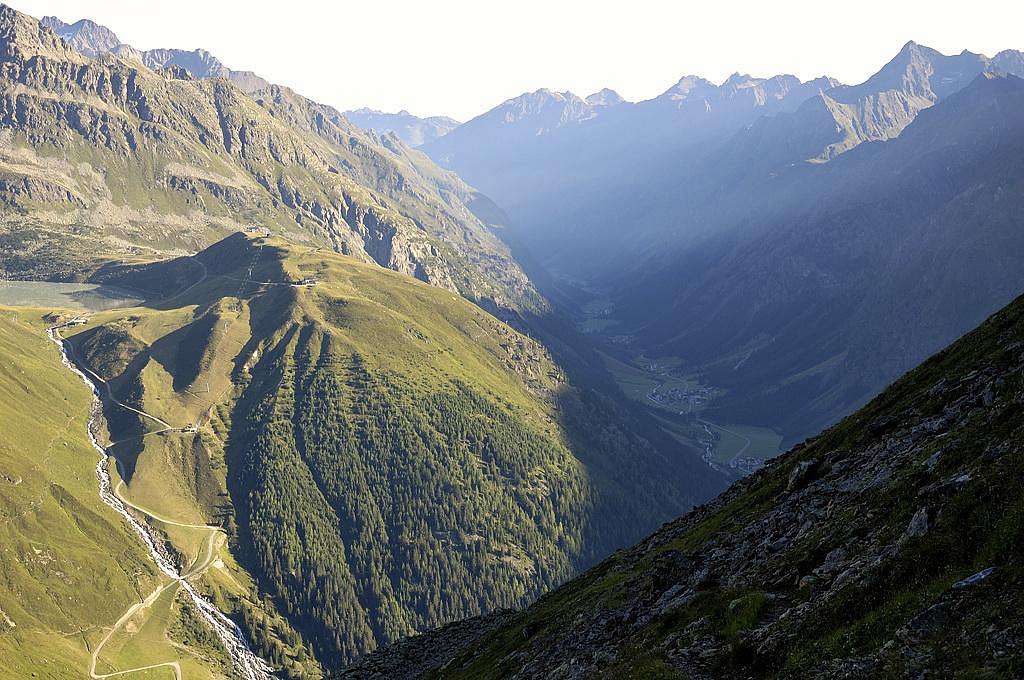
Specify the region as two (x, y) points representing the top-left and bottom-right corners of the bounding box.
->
(990, 49), (1024, 78)
(899, 38), (921, 53)
(809, 75), (843, 89)
(722, 72), (754, 87)
(662, 74), (716, 100)
(37, 13), (120, 58)
(830, 39), (989, 104)
(499, 88), (583, 108)
(669, 74), (714, 89)
(38, 15), (69, 32)
(533, 87), (576, 100)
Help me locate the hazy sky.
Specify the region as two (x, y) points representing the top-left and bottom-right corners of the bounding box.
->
(14, 0), (1024, 120)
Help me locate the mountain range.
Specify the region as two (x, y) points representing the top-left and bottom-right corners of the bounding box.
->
(342, 109), (459, 147)
(40, 15), (271, 91)
(2, 6), (536, 314)
(409, 40), (1024, 450)
(3, 3), (1024, 679)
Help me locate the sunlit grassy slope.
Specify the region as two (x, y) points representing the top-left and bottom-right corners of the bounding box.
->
(0, 312), (229, 678)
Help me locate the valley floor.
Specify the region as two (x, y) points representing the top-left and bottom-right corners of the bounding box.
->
(577, 300), (783, 475)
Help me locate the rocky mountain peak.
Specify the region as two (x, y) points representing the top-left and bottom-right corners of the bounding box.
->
(39, 15), (120, 57)
(991, 49), (1024, 77)
(663, 74), (716, 100)
(585, 88), (625, 107)
(36, 11), (270, 92)
(722, 71), (756, 87)
(0, 5), (82, 62)
(494, 88), (590, 125)
(842, 40), (985, 103)
(142, 47), (230, 79)
(342, 107), (460, 146)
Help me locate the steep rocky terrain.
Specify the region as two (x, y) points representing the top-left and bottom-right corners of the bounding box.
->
(342, 281), (1024, 679)
(1, 6), (536, 312)
(40, 16), (270, 93)
(55, 233), (723, 675)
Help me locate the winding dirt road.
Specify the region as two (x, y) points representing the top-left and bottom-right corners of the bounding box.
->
(48, 324), (273, 680)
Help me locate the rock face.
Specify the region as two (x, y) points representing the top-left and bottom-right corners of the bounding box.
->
(342, 291), (1024, 677)
(38, 16), (119, 57)
(798, 41), (995, 160)
(40, 13), (270, 91)
(5, 5), (537, 312)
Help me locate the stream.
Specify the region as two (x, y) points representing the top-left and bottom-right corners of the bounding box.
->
(47, 325), (275, 679)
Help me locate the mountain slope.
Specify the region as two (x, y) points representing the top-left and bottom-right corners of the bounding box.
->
(2, 5), (536, 312)
(421, 41), (1022, 284)
(421, 40), (1024, 464)
(343, 109), (459, 147)
(57, 233), (723, 674)
(811, 41), (992, 160)
(623, 71), (1024, 444)
(344, 282), (1024, 679)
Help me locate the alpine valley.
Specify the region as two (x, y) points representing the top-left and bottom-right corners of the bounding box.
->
(0, 3), (1022, 679)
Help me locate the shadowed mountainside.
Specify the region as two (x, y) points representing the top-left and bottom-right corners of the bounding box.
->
(342, 280), (1024, 679)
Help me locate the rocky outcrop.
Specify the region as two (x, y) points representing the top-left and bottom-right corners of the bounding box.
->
(336, 612), (515, 680)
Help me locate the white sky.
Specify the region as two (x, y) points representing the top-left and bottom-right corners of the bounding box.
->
(13, 0), (1024, 121)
